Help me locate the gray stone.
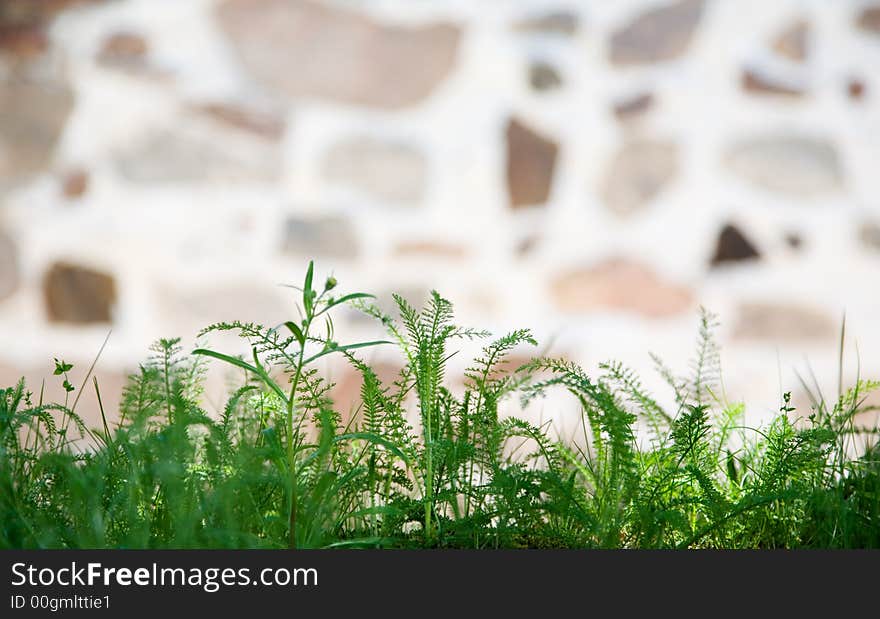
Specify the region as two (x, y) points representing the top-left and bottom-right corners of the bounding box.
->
(322, 137), (427, 205)
(506, 118), (558, 209)
(733, 303), (836, 341)
(859, 220), (880, 250)
(529, 62), (563, 91)
(609, 0), (704, 66)
(513, 11), (580, 36)
(43, 262), (117, 324)
(0, 78), (74, 192)
(613, 92), (655, 121)
(281, 215), (358, 259)
(600, 139), (679, 215)
(216, 0), (461, 109)
(0, 228), (20, 302)
(724, 136), (843, 196)
(115, 129), (279, 184)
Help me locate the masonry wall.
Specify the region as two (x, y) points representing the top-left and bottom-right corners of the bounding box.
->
(1, 0), (879, 428)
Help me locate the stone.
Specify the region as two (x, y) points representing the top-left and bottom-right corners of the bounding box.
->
(710, 224), (761, 267)
(159, 284), (290, 333)
(723, 136), (843, 196)
(741, 69), (805, 98)
(0, 24), (48, 58)
(97, 32), (148, 67)
(859, 220), (880, 250)
(322, 137), (427, 205)
(609, 0), (704, 66)
(772, 20), (809, 61)
(505, 118), (558, 209)
(856, 7), (880, 34)
(216, 0), (461, 109)
(785, 233), (803, 250)
(513, 11), (580, 36)
(0, 78), (75, 192)
(392, 241), (467, 260)
(732, 303), (836, 341)
(600, 139), (679, 215)
(551, 259), (692, 317)
(0, 229), (20, 302)
(43, 262), (117, 324)
(194, 103), (285, 141)
(281, 215), (358, 259)
(61, 169), (89, 199)
(115, 129), (279, 184)
(613, 92), (655, 121)
(848, 79), (866, 100)
(529, 62), (562, 91)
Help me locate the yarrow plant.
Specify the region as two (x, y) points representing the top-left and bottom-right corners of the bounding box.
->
(1, 262), (878, 549)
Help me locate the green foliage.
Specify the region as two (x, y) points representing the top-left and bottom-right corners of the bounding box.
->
(2, 264), (878, 549)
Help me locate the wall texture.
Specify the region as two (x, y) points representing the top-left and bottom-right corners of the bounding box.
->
(1, 0), (879, 429)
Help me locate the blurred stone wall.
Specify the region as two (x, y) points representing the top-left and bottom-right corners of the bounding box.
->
(1, 0), (879, 428)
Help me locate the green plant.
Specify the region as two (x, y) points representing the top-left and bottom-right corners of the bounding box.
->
(1, 265), (877, 549)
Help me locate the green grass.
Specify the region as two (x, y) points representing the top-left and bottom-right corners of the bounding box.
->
(2, 262), (878, 549)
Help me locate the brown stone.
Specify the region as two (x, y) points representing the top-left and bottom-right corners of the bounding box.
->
(600, 139), (679, 215)
(710, 224), (761, 267)
(613, 92), (655, 121)
(0, 228), (20, 302)
(732, 303), (836, 341)
(322, 137), (427, 205)
(609, 0), (704, 66)
(551, 259), (692, 318)
(856, 7), (880, 34)
(771, 20), (809, 61)
(529, 61), (562, 91)
(0, 24), (48, 57)
(741, 69), (805, 98)
(392, 241), (467, 260)
(44, 262), (117, 324)
(0, 78), (75, 192)
(848, 79), (866, 100)
(723, 135), (842, 196)
(97, 32), (148, 66)
(216, 0), (461, 109)
(506, 118), (558, 209)
(61, 169), (89, 199)
(513, 11), (580, 36)
(194, 103), (286, 141)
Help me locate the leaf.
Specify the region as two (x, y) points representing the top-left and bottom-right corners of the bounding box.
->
(335, 431), (411, 466)
(318, 293), (376, 315)
(303, 260), (315, 316)
(284, 321), (305, 347)
(53, 359), (73, 375)
(302, 340), (392, 367)
(192, 348), (288, 403)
